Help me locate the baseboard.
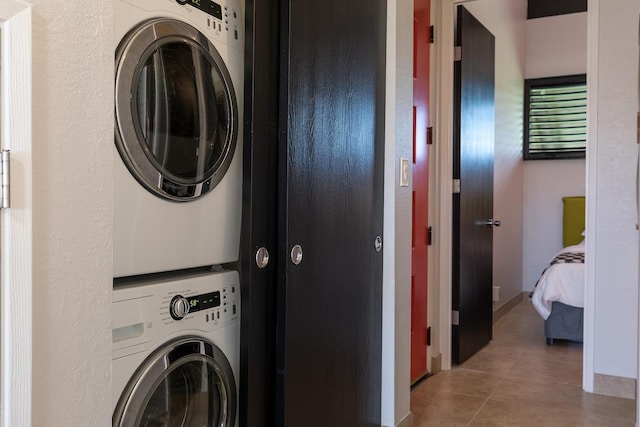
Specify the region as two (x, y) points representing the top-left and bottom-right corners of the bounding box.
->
(594, 373), (636, 400)
(395, 412), (413, 427)
(431, 352), (442, 375)
(492, 291), (525, 323)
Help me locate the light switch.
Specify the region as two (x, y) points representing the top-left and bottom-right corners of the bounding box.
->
(400, 158), (410, 187)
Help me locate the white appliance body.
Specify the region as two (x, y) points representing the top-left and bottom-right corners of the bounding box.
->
(112, 270), (240, 426)
(114, 0), (244, 277)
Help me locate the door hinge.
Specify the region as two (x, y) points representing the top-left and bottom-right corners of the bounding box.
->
(452, 310), (460, 326)
(454, 46), (462, 61)
(1, 150), (10, 209)
(426, 326), (431, 346)
(427, 226), (433, 246)
(429, 25), (435, 44)
(426, 126), (433, 145)
(452, 179), (461, 194)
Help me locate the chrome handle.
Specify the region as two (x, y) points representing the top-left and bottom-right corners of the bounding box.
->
(480, 219), (501, 227)
(290, 245), (303, 265)
(255, 247), (270, 269)
(374, 236), (382, 252)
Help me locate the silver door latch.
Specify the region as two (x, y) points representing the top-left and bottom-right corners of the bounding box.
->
(1, 150), (10, 209)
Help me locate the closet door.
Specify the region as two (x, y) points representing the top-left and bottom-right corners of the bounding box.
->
(240, 0), (279, 425)
(277, 0), (386, 425)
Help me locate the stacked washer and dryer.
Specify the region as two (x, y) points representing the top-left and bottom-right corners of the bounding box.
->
(112, 0), (243, 425)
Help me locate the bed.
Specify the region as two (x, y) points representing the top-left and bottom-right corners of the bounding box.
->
(531, 196), (585, 345)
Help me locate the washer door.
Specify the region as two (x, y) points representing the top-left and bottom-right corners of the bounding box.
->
(115, 18), (238, 201)
(113, 337), (236, 427)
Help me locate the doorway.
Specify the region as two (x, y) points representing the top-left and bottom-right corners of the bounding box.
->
(431, 0), (588, 382)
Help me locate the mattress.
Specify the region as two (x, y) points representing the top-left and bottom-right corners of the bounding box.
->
(531, 240), (585, 320)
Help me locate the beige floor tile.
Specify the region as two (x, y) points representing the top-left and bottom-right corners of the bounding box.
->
(580, 392), (636, 422)
(411, 300), (637, 426)
(504, 354), (583, 387)
(412, 368), (503, 399)
(468, 399), (586, 427)
(411, 390), (486, 425)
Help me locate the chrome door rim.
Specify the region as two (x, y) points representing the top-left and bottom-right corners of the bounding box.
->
(113, 336), (236, 427)
(115, 18), (238, 202)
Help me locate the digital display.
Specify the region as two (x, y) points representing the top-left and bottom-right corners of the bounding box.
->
(188, 0), (223, 20)
(187, 291), (220, 312)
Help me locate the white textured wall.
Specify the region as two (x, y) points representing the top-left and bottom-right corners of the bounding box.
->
(589, 0), (639, 380)
(30, 0), (113, 424)
(394, 0), (413, 423)
(522, 13), (587, 291)
(383, 0), (413, 425)
(382, 0), (397, 423)
(463, 0), (527, 306)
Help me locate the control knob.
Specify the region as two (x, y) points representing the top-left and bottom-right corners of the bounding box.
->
(170, 295), (190, 320)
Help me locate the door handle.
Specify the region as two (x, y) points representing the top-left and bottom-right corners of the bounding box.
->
(255, 247), (270, 269)
(480, 219), (501, 227)
(290, 245), (303, 265)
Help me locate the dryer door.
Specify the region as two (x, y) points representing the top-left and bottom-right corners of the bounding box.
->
(115, 18), (238, 201)
(113, 337), (236, 427)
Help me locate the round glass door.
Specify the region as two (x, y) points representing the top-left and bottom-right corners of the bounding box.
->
(115, 19), (238, 201)
(113, 337), (236, 427)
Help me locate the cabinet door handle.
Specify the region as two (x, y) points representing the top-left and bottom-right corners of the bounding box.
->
(290, 245), (303, 265)
(255, 247), (270, 269)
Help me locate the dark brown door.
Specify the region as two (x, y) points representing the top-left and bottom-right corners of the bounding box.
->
(410, 0), (431, 384)
(452, 5), (496, 365)
(276, 0), (386, 425)
(240, 0), (280, 425)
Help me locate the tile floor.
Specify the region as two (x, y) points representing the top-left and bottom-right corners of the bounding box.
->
(411, 300), (636, 426)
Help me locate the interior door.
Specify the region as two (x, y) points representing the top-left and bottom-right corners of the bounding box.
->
(410, 0), (431, 384)
(452, 5), (496, 365)
(277, 0), (386, 425)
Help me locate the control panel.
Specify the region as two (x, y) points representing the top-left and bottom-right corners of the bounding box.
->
(168, 284), (238, 324)
(112, 270), (240, 360)
(175, 0), (242, 44)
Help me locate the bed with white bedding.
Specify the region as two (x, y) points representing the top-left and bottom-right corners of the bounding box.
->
(531, 240), (585, 345)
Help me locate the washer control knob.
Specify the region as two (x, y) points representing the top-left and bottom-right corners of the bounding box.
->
(170, 295), (190, 320)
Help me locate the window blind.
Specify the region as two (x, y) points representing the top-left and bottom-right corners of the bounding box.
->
(524, 74), (587, 160)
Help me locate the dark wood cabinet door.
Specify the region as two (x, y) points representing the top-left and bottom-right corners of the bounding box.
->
(452, 5), (495, 365)
(240, 0), (280, 426)
(276, 1), (386, 425)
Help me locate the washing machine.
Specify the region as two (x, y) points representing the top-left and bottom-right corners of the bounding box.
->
(114, 0), (244, 278)
(112, 270), (240, 426)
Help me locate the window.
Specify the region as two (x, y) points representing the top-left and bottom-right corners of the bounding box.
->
(524, 74), (587, 160)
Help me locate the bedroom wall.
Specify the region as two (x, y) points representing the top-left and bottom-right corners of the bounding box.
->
(463, 0), (527, 308)
(522, 12), (587, 291)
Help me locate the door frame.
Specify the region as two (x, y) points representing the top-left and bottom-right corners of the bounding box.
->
(432, 0), (592, 388)
(0, 4), (34, 426)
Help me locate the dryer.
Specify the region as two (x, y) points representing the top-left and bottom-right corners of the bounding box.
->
(112, 270), (240, 426)
(114, 0), (244, 277)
